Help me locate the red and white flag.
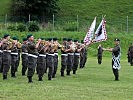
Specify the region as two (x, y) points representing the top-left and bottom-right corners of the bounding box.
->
(84, 17), (96, 45)
(93, 18), (107, 42)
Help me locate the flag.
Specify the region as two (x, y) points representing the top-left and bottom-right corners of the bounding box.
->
(84, 17), (96, 45)
(93, 18), (107, 42)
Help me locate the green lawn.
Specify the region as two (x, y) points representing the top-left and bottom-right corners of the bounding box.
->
(0, 57), (132, 100)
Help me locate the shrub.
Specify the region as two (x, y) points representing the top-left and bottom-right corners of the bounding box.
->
(17, 23), (26, 32)
(7, 25), (16, 31)
(28, 21), (40, 32)
(63, 21), (77, 31)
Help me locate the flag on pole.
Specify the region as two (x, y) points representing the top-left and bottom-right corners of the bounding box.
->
(93, 18), (107, 42)
(84, 17), (96, 45)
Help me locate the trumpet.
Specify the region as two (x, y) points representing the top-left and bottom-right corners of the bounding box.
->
(70, 42), (77, 52)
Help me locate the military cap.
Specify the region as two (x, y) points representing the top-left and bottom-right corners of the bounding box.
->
(27, 34), (33, 39)
(63, 38), (67, 41)
(67, 38), (72, 42)
(53, 37), (58, 41)
(48, 38), (52, 41)
(23, 38), (27, 41)
(81, 40), (84, 43)
(12, 36), (18, 40)
(40, 37), (44, 40)
(114, 38), (120, 41)
(3, 34), (10, 38)
(74, 39), (78, 42)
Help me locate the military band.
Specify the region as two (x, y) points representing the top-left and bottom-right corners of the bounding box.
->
(0, 33), (128, 82)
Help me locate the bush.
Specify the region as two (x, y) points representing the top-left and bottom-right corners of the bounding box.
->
(7, 25), (16, 31)
(28, 21), (40, 32)
(17, 23), (26, 32)
(63, 21), (77, 31)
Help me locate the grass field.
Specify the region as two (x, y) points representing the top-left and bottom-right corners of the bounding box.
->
(0, 57), (133, 100)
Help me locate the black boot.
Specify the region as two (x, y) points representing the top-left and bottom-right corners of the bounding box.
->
(3, 75), (7, 80)
(11, 73), (16, 78)
(73, 70), (76, 74)
(22, 71), (25, 76)
(52, 74), (55, 78)
(61, 72), (64, 77)
(48, 76), (52, 80)
(67, 71), (70, 76)
(115, 76), (119, 81)
(28, 76), (33, 83)
(22, 73), (25, 76)
(38, 77), (43, 81)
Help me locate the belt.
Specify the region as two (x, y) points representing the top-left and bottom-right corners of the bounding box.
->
(54, 53), (58, 56)
(39, 54), (46, 57)
(75, 53), (80, 56)
(68, 53), (74, 55)
(11, 52), (18, 55)
(28, 54), (38, 58)
(3, 50), (11, 52)
(48, 54), (55, 56)
(0, 50), (3, 53)
(61, 54), (68, 56)
(22, 52), (28, 55)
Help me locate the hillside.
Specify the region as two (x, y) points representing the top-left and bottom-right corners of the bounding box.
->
(0, 0), (11, 16)
(0, 0), (133, 32)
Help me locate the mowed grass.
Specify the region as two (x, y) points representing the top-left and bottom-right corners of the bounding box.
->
(0, 56), (133, 100)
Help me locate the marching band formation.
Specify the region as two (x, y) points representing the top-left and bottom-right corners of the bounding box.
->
(0, 34), (88, 83)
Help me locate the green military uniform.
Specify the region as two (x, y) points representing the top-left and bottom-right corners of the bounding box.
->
(73, 40), (81, 74)
(1, 34), (11, 80)
(80, 43), (87, 68)
(15, 45), (21, 72)
(21, 38), (28, 76)
(97, 44), (103, 64)
(37, 38), (47, 81)
(128, 43), (133, 66)
(60, 38), (68, 76)
(0, 39), (3, 73)
(52, 38), (59, 78)
(27, 34), (39, 83)
(66, 39), (74, 75)
(46, 38), (55, 80)
(10, 37), (19, 77)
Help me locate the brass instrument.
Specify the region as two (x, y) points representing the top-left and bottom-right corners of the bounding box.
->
(61, 45), (65, 51)
(40, 40), (46, 45)
(17, 42), (22, 48)
(70, 42), (77, 52)
(7, 41), (13, 50)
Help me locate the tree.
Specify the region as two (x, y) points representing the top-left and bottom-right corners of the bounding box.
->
(10, 0), (60, 22)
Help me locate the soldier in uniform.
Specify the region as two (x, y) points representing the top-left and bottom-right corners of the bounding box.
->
(0, 34), (12, 80)
(80, 40), (87, 68)
(104, 38), (121, 81)
(21, 38), (28, 76)
(0, 38), (3, 73)
(73, 40), (82, 74)
(37, 38), (48, 81)
(15, 39), (21, 72)
(60, 38), (68, 76)
(27, 34), (41, 83)
(10, 36), (20, 78)
(52, 38), (59, 78)
(128, 43), (133, 66)
(97, 44), (103, 64)
(46, 38), (55, 80)
(65, 38), (74, 75)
